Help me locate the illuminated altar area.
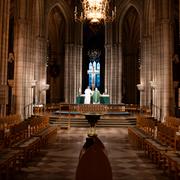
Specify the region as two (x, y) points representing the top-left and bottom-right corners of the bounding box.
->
(76, 94), (110, 104)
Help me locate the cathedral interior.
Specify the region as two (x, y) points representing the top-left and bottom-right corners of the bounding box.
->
(0, 0), (180, 179)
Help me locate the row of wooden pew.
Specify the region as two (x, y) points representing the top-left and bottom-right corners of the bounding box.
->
(0, 114), (21, 131)
(0, 115), (57, 180)
(128, 115), (180, 179)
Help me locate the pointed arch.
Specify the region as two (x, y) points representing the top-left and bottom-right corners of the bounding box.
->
(121, 5), (141, 104)
(45, 1), (73, 43)
(116, 1), (142, 43)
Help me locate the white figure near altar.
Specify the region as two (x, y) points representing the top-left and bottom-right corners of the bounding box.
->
(84, 86), (92, 104)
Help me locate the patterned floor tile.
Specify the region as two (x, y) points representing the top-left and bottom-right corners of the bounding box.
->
(13, 127), (171, 180)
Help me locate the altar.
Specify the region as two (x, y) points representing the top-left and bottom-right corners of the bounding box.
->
(76, 94), (110, 104)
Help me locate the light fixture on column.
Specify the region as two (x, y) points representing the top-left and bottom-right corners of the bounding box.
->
(137, 83), (145, 91)
(74, 0), (116, 24)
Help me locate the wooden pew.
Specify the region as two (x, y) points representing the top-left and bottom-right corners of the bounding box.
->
(144, 123), (177, 166)
(163, 151), (180, 179)
(30, 116), (57, 146)
(164, 116), (180, 131)
(0, 120), (22, 179)
(7, 121), (40, 165)
(128, 115), (156, 150)
(160, 116), (180, 178)
(0, 115), (57, 178)
(0, 149), (21, 180)
(129, 115), (180, 178)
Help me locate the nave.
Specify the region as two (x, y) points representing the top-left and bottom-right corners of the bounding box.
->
(13, 127), (169, 180)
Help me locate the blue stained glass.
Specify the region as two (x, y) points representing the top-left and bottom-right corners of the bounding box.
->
(97, 62), (100, 70)
(88, 60), (100, 89)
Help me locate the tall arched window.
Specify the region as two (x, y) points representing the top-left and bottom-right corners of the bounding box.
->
(87, 49), (101, 89)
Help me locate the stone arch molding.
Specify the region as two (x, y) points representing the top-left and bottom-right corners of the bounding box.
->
(45, 0), (73, 43)
(117, 1), (143, 43)
(143, 0), (154, 36)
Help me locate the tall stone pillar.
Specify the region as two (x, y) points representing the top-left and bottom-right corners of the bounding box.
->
(35, 37), (47, 105)
(105, 23), (113, 103)
(0, 0), (10, 116)
(141, 35), (152, 108)
(105, 21), (122, 104)
(111, 44), (122, 104)
(111, 45), (116, 103)
(105, 44), (112, 100)
(160, 0), (174, 120)
(152, 24), (161, 120)
(14, 18), (27, 117)
(117, 43), (123, 104)
(64, 44), (76, 103)
(75, 45), (83, 100)
(151, 0), (174, 121)
(64, 44), (70, 103)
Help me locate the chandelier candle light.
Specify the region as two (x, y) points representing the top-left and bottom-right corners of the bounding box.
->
(74, 0), (116, 23)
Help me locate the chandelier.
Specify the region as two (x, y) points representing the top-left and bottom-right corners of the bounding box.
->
(74, 0), (116, 24)
(88, 49), (101, 61)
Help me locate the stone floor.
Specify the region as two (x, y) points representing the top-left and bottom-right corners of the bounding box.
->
(14, 127), (170, 180)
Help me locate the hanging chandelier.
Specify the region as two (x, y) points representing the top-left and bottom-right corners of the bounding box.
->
(74, 0), (116, 24)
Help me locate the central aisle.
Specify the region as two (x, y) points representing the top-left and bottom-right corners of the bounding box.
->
(14, 127), (169, 180)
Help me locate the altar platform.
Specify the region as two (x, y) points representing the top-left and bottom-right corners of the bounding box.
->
(76, 94), (110, 104)
(47, 103), (137, 128)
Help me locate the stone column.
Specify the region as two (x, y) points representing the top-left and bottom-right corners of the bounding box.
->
(35, 37), (47, 105)
(64, 44), (75, 103)
(153, 23), (159, 119)
(111, 44), (122, 104)
(111, 45), (116, 104)
(160, 0), (174, 120)
(71, 45), (76, 103)
(151, 0), (174, 121)
(117, 43), (123, 104)
(0, 0), (10, 116)
(75, 45), (83, 100)
(141, 35), (152, 108)
(23, 17), (37, 118)
(105, 23), (113, 102)
(14, 18), (27, 117)
(64, 44), (69, 103)
(105, 44), (112, 100)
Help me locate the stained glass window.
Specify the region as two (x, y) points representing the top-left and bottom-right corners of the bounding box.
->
(87, 49), (101, 89)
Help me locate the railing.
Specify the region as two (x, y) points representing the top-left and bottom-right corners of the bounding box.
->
(24, 103), (33, 119)
(152, 104), (162, 121)
(45, 103), (127, 113)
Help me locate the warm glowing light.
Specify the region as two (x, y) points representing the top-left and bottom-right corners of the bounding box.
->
(83, 0), (108, 23)
(74, 0), (116, 24)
